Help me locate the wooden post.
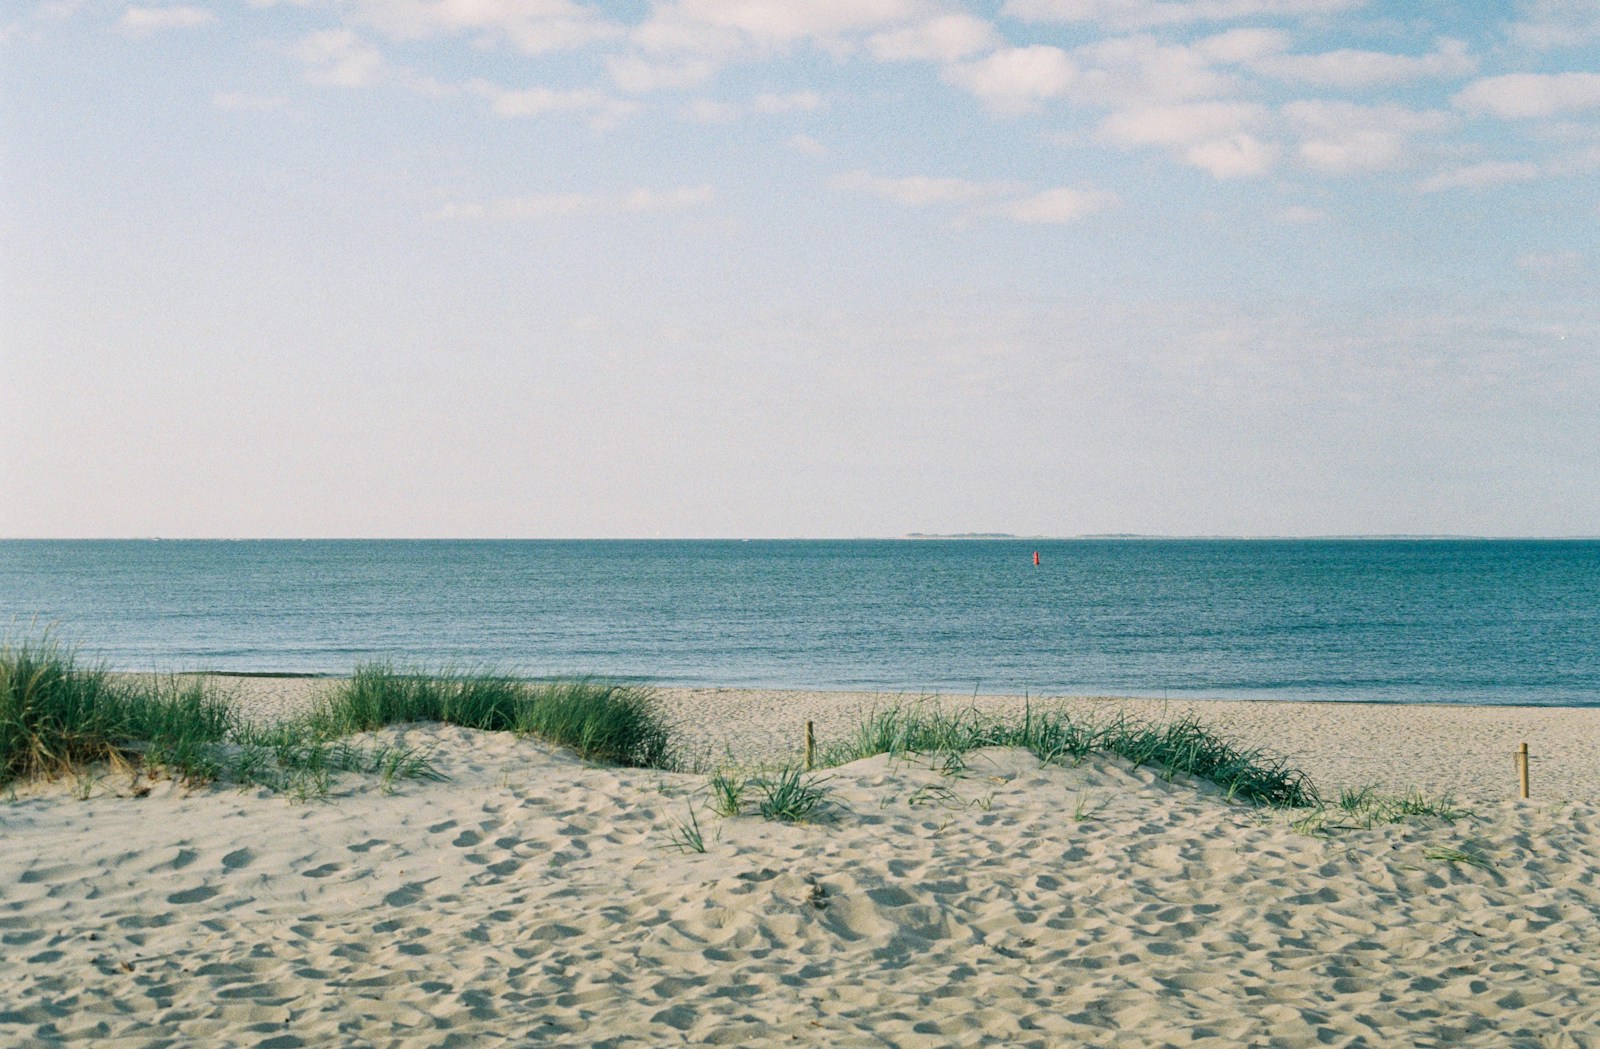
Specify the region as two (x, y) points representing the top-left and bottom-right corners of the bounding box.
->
(805, 721), (815, 771)
(1517, 741), (1530, 800)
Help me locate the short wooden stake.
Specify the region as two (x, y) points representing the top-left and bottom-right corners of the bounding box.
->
(1517, 741), (1530, 800)
(805, 721), (815, 771)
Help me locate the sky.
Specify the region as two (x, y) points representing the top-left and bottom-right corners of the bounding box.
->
(2, 0), (1597, 538)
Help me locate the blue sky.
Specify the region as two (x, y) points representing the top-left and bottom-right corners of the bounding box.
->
(2, 0), (1597, 537)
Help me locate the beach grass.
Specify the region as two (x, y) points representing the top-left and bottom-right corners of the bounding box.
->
(708, 769), (746, 816)
(2, 638), (674, 794)
(753, 767), (833, 822)
(306, 664), (672, 769)
(12, 635), (1342, 815)
(1290, 786), (1473, 837)
(661, 803), (708, 853)
(824, 702), (1319, 808)
(1, 635), (234, 788)
(694, 765), (835, 824)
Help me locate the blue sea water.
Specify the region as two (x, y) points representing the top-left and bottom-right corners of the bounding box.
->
(2, 539), (1597, 706)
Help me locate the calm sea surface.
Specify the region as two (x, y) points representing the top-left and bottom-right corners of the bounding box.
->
(2, 539), (1597, 705)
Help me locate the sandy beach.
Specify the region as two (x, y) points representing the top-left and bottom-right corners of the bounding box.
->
(5, 680), (1599, 1047)
(220, 676), (1600, 803)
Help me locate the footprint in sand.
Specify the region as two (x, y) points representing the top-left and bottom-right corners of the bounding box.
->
(18, 865), (73, 885)
(221, 848), (254, 871)
(166, 885), (220, 905)
(383, 881), (431, 907)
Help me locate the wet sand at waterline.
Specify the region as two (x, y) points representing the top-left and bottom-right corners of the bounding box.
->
(4, 679), (1598, 1047)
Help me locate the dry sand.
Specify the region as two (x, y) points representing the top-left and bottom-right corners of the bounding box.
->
(4, 680), (1599, 1047)
(211, 676), (1600, 803)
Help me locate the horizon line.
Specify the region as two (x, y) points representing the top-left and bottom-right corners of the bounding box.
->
(5, 534), (1600, 542)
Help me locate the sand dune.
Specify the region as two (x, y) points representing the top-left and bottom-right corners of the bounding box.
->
(208, 675), (1600, 802)
(5, 709), (1600, 1048)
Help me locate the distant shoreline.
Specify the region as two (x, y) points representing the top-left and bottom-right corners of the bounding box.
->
(6, 535), (1600, 542)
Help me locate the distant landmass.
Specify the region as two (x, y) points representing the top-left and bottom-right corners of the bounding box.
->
(898, 533), (1564, 541)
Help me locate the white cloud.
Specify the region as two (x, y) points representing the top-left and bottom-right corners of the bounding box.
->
(438, 185), (715, 221)
(628, 8), (747, 58)
(1454, 72), (1600, 119)
(1415, 160), (1539, 192)
(1284, 100), (1453, 173)
(349, 0), (621, 55)
(867, 13), (1002, 63)
(830, 170), (1115, 224)
(1193, 27), (1290, 64)
(1507, 0), (1600, 51)
(1098, 101), (1277, 177)
(288, 25), (643, 128)
(996, 186), (1119, 223)
(294, 29), (387, 88)
(1296, 133), (1402, 172)
(467, 79), (641, 126)
(1070, 34), (1237, 107)
(1251, 38), (1477, 90)
(1185, 133), (1278, 177)
(1099, 101), (1265, 145)
(1548, 140), (1600, 176)
(829, 170), (1013, 207)
(606, 54), (717, 93)
(683, 90), (823, 122)
(636, 0), (925, 52)
(119, 5), (215, 35)
(1000, 0), (1363, 32)
(943, 45), (1075, 114)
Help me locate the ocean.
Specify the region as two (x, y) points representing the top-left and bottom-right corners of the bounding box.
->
(2, 539), (1597, 705)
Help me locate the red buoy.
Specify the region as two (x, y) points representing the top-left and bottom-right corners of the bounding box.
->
(1033, 550), (1040, 566)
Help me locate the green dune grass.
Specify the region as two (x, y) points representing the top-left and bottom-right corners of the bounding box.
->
(2, 636), (673, 795)
(9, 632), (1329, 814)
(824, 702), (1319, 808)
(307, 664), (671, 769)
(0, 636), (233, 787)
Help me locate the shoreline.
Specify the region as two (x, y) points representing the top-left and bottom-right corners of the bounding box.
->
(182, 669), (1600, 707)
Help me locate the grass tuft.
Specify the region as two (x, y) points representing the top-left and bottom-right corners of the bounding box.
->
(1423, 843), (1493, 870)
(2, 635), (235, 788)
(824, 702), (1317, 809)
(306, 665), (672, 769)
(3, 638), (674, 798)
(661, 803), (707, 853)
(1291, 786), (1472, 837)
(753, 767), (832, 823)
(708, 770), (746, 817)
(907, 782), (961, 808)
